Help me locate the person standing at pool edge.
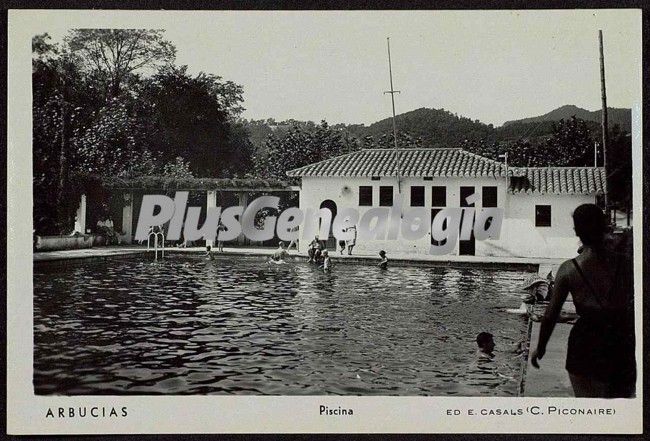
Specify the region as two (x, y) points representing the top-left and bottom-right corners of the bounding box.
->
(345, 225), (357, 255)
(338, 239), (346, 255)
(530, 204), (635, 398)
(216, 220), (226, 253)
(308, 236), (320, 263)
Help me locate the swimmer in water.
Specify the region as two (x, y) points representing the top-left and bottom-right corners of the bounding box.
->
(205, 245), (214, 260)
(476, 332), (495, 360)
(319, 250), (332, 272)
(269, 241), (289, 264)
(378, 250), (388, 269)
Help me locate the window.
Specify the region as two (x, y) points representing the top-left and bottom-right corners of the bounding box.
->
(482, 186), (498, 207)
(535, 205), (552, 227)
(431, 186), (446, 207)
(460, 186), (475, 207)
(423, 177), (433, 181)
(379, 186), (393, 206)
(410, 186), (425, 207)
(359, 186), (373, 206)
(371, 176), (381, 181)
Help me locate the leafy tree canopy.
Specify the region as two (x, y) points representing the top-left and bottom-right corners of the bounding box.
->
(32, 31), (250, 234)
(65, 29), (176, 99)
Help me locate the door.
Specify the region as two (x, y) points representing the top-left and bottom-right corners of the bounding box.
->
(319, 199), (338, 250)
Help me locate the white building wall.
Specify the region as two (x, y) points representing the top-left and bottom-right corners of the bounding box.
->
(298, 175), (507, 256)
(482, 193), (596, 258)
(298, 176), (595, 259)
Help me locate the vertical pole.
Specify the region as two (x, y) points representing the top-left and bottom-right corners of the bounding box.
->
(385, 37), (402, 193)
(58, 76), (68, 231)
(504, 152), (509, 213)
(74, 194), (87, 234)
(121, 192), (134, 244)
(499, 152), (509, 212)
(206, 190), (217, 248)
(599, 30), (610, 216)
(237, 192), (249, 245)
(594, 141), (598, 167)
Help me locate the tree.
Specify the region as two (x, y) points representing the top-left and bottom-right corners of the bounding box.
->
(140, 66), (251, 177)
(606, 125), (632, 210)
(33, 33), (102, 234)
(362, 129), (424, 150)
(72, 96), (158, 177)
(463, 117), (596, 167)
(65, 29), (176, 99)
(162, 156), (195, 179)
(253, 121), (360, 180)
(32, 31), (248, 234)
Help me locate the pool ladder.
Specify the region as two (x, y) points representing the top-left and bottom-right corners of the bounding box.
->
(147, 226), (165, 261)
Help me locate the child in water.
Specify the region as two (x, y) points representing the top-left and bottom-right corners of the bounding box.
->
(378, 250), (388, 269)
(476, 332), (495, 359)
(320, 250), (332, 272)
(269, 241), (289, 264)
(205, 245), (214, 260)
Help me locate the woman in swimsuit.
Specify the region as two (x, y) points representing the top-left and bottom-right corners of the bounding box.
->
(530, 204), (635, 398)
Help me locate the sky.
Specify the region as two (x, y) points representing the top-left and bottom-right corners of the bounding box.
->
(33, 9), (641, 127)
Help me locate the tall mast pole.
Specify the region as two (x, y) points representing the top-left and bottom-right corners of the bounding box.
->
(384, 37), (402, 193)
(599, 30), (610, 218)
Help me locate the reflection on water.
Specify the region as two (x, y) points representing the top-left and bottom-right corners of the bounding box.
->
(34, 255), (532, 396)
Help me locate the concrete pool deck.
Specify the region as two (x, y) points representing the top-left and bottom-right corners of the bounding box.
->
(522, 321), (573, 397)
(33, 244), (570, 396)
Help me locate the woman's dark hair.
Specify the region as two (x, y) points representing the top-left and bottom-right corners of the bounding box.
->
(572, 204), (608, 249)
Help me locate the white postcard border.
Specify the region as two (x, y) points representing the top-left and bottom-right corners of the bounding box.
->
(6, 8), (644, 434)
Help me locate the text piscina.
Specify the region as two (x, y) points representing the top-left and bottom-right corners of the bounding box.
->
(320, 405), (354, 416)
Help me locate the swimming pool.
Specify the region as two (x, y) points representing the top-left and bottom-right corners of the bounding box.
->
(34, 254), (533, 396)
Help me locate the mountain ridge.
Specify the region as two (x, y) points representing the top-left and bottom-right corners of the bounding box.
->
(243, 104), (631, 151)
(503, 104), (631, 131)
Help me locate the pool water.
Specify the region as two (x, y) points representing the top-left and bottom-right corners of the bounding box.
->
(34, 255), (533, 396)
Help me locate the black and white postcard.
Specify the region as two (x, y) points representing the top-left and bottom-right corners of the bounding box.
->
(6, 7), (643, 434)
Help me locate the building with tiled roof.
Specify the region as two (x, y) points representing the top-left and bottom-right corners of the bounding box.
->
(288, 148), (604, 259)
(287, 147), (606, 195)
(286, 148), (508, 178)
